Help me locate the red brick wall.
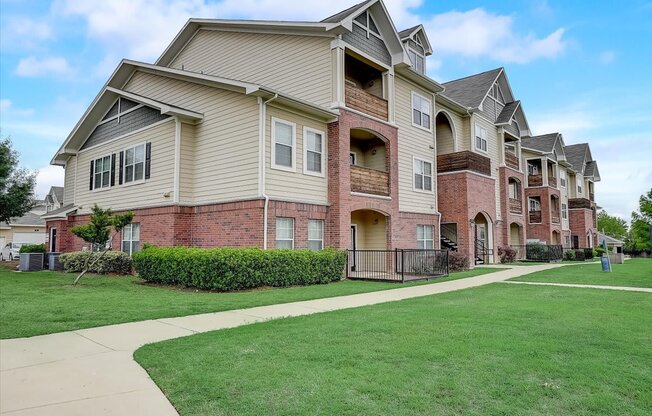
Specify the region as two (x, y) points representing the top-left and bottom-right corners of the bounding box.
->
(524, 186), (562, 244)
(438, 171), (496, 264)
(498, 166), (526, 247)
(569, 207), (596, 248)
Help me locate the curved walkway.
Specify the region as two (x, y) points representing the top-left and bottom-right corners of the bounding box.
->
(0, 263), (587, 415)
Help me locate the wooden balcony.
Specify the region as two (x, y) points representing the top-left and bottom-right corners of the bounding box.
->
(351, 165), (389, 196)
(569, 198), (591, 209)
(437, 151), (491, 176)
(529, 210), (542, 223)
(345, 83), (388, 121)
(505, 152), (519, 170)
(548, 177), (557, 188)
(528, 174), (543, 187)
(509, 198), (522, 214)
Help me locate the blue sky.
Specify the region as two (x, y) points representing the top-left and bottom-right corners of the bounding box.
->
(1, 0), (651, 221)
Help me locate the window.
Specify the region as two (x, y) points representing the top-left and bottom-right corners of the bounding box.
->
(275, 218), (294, 249)
(304, 128), (324, 176)
(412, 92), (431, 130)
(308, 220), (324, 250)
(578, 184), (582, 194)
(124, 144), (145, 183)
(508, 180), (521, 199)
(122, 223), (140, 256)
(565, 235), (571, 248)
(353, 10), (380, 38)
(529, 198), (541, 211)
(272, 118), (295, 171)
(413, 158), (433, 192)
(562, 203), (568, 220)
(527, 163), (539, 175)
(408, 49), (425, 74)
(417, 225), (434, 249)
(93, 155), (112, 190)
(560, 170), (567, 187)
(475, 124), (487, 152)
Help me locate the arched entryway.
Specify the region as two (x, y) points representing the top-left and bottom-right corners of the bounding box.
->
(349, 209), (389, 274)
(552, 230), (561, 245)
(510, 222), (524, 260)
(435, 111), (455, 155)
(473, 212), (493, 264)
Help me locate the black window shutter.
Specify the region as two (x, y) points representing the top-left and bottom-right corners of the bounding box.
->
(145, 142), (152, 179)
(89, 160), (94, 190)
(119, 151), (124, 185)
(110, 154), (116, 187)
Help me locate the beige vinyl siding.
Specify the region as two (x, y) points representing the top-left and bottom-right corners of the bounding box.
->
(395, 76), (437, 214)
(74, 120), (176, 214)
(350, 142), (385, 170)
(576, 173), (584, 198)
(436, 102), (470, 153)
(124, 71), (260, 204)
(170, 30), (332, 108)
(63, 156), (76, 205)
(351, 210), (387, 250)
(559, 166), (570, 231)
(265, 106), (328, 205)
(179, 123), (195, 204)
(473, 114), (501, 220)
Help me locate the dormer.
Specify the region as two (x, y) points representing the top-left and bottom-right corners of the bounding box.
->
(398, 24), (433, 75)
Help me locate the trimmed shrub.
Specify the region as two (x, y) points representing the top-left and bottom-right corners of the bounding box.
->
(448, 251), (470, 272)
(132, 246), (347, 291)
(564, 250), (576, 261)
(574, 249), (586, 261)
(583, 248), (595, 260)
(60, 251), (133, 275)
(595, 247), (606, 257)
(498, 245), (517, 263)
(19, 243), (46, 254)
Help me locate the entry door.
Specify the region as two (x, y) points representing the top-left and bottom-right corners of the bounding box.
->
(50, 228), (57, 252)
(572, 235), (579, 249)
(476, 224), (486, 248)
(350, 225), (357, 271)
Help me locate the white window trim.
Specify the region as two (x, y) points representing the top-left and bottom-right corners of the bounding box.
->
(411, 91), (432, 132)
(474, 123), (488, 154)
(407, 47), (425, 74)
(349, 151), (357, 165)
(98, 98), (144, 126)
(528, 197), (541, 212)
(307, 219), (324, 250)
(275, 217), (295, 249)
(302, 127), (325, 178)
(562, 203), (568, 220)
(121, 223), (140, 256)
(122, 142), (147, 186)
(92, 154), (112, 192)
(412, 156), (434, 194)
(271, 117), (296, 173)
(416, 224), (435, 250)
(352, 11), (382, 40)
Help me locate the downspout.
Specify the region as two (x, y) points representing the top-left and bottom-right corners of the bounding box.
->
(259, 93), (278, 249)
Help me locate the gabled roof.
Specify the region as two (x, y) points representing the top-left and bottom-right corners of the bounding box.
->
(51, 60), (338, 166)
(496, 101), (520, 125)
(50, 186), (64, 202)
(565, 143), (590, 174)
(522, 133), (558, 153)
(441, 68), (504, 109)
(597, 231), (624, 245)
(398, 25), (420, 39)
(397, 24), (433, 55)
(585, 160), (601, 181)
(321, 0), (375, 23)
(2, 212), (46, 227)
(41, 204), (77, 220)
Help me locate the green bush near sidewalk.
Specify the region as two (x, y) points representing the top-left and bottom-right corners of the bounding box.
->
(132, 246), (347, 291)
(60, 251), (132, 274)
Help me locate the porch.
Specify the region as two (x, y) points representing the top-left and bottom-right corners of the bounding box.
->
(346, 249), (449, 282)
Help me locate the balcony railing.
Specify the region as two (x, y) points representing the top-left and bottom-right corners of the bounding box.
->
(528, 174), (543, 187)
(350, 165), (389, 196)
(548, 177), (557, 188)
(347, 249), (449, 282)
(345, 82), (388, 121)
(505, 151), (519, 170)
(569, 198), (591, 209)
(529, 210), (542, 223)
(509, 198), (522, 214)
(437, 151), (491, 176)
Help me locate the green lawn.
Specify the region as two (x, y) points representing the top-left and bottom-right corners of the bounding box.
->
(0, 267), (498, 339)
(135, 284), (652, 416)
(510, 258), (652, 288)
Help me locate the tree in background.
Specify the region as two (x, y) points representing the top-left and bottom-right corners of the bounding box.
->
(597, 210), (628, 239)
(0, 136), (36, 223)
(626, 188), (652, 252)
(70, 204), (133, 285)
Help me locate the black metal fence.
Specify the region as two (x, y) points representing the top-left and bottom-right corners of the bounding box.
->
(510, 244), (563, 262)
(346, 249), (449, 282)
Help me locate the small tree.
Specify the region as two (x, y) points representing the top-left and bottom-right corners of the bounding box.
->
(0, 136), (37, 223)
(70, 204), (133, 285)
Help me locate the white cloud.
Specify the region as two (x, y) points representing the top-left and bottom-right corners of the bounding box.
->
(425, 8), (567, 64)
(14, 56), (74, 77)
(599, 50), (615, 64)
(0, 16), (53, 51)
(0, 99), (34, 117)
(35, 165), (65, 199)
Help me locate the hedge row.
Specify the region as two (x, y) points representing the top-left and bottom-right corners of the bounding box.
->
(60, 251), (133, 274)
(19, 243), (46, 254)
(132, 246), (347, 291)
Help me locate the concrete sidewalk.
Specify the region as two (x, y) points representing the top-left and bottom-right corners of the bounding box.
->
(0, 263), (573, 415)
(503, 280), (652, 293)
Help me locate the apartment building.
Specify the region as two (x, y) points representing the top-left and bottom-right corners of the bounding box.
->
(43, 0), (600, 264)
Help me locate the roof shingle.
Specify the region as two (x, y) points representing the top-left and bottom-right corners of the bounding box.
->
(441, 68), (503, 109)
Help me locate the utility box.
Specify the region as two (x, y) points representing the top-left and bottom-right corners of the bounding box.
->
(19, 253), (45, 272)
(48, 253), (63, 271)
